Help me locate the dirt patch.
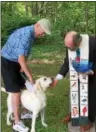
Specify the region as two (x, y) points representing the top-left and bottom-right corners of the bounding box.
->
(28, 59), (56, 64)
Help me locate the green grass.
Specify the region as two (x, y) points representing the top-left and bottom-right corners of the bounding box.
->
(1, 64), (70, 132)
(28, 41), (66, 63)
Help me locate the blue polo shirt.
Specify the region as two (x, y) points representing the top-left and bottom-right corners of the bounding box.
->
(1, 25), (35, 62)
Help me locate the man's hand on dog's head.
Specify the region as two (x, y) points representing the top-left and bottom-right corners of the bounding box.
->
(29, 77), (35, 84)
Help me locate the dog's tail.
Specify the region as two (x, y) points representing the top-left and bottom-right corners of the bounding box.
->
(1, 87), (7, 93)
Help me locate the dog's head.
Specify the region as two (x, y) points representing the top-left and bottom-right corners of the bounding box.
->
(35, 76), (53, 92)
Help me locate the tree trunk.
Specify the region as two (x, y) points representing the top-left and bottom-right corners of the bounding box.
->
(25, 2), (29, 16)
(85, 2), (89, 32)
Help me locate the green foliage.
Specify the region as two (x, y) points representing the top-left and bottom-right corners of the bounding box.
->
(1, 1), (96, 50)
(1, 13), (39, 46)
(28, 43), (65, 63)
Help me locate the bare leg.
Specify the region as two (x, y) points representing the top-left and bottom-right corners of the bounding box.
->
(12, 93), (20, 123)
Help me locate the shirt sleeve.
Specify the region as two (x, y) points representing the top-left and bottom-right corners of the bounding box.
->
(55, 74), (63, 80)
(92, 37), (96, 73)
(59, 48), (69, 77)
(16, 48), (28, 57)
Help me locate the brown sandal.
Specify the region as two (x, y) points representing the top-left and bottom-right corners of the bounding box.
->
(61, 113), (71, 124)
(80, 123), (93, 131)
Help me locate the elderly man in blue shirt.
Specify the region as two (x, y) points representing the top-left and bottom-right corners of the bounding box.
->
(1, 18), (51, 132)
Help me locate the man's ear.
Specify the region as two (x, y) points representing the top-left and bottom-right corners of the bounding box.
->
(62, 30), (70, 39)
(73, 33), (82, 45)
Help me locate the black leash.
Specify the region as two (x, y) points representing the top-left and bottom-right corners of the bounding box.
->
(20, 72), (28, 81)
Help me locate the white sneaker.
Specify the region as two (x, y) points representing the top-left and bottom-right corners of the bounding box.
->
(21, 112), (32, 119)
(13, 121), (29, 132)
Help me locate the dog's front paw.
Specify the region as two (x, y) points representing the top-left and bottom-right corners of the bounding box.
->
(42, 122), (48, 128)
(7, 120), (12, 126)
(7, 121), (11, 126)
(30, 130), (35, 132)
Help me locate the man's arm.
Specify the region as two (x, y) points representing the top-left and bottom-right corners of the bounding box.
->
(52, 49), (69, 87)
(18, 55), (34, 83)
(56, 48), (69, 80)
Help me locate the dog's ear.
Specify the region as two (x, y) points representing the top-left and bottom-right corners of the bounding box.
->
(35, 79), (41, 90)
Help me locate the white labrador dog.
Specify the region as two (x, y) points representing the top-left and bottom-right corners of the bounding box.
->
(1, 76), (53, 132)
